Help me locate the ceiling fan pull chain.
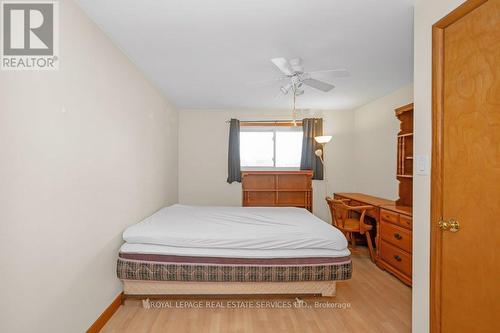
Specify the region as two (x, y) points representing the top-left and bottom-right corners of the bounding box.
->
(292, 86), (297, 126)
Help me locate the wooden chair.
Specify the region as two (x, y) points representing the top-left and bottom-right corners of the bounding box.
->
(326, 197), (376, 262)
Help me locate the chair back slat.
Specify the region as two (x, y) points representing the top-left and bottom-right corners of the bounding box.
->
(326, 198), (349, 230)
(326, 197), (374, 233)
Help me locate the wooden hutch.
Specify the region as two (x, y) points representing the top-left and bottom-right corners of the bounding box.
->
(376, 103), (414, 285)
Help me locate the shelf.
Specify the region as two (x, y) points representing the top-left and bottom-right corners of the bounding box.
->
(395, 103), (413, 208)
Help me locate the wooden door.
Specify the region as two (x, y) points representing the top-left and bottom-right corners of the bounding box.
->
(431, 1), (500, 332)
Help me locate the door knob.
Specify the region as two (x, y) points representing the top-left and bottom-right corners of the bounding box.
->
(438, 219), (460, 232)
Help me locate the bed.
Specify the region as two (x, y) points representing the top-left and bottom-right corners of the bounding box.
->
(117, 204), (352, 298)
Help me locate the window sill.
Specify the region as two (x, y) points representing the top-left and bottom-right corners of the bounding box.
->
(241, 167), (301, 171)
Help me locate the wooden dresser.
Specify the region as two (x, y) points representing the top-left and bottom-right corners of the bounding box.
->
(377, 205), (412, 285)
(241, 171), (313, 212)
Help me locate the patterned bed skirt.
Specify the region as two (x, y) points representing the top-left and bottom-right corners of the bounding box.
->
(117, 257), (352, 282)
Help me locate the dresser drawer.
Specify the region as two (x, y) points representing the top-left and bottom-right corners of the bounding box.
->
(400, 214), (412, 228)
(380, 221), (412, 253)
(380, 241), (412, 277)
(380, 209), (399, 225)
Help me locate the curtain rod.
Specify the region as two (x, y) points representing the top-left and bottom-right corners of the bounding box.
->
(225, 120), (296, 123)
(225, 119), (323, 124)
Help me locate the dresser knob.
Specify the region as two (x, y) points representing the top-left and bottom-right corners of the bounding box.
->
(394, 233), (402, 240)
(394, 255), (402, 262)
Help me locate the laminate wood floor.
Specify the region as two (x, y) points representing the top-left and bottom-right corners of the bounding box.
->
(101, 250), (411, 333)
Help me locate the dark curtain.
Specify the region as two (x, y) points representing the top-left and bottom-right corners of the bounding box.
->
(226, 119), (241, 183)
(300, 118), (324, 180)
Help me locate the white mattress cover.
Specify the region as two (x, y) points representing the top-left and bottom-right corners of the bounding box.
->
(122, 204), (349, 256)
(120, 242), (350, 258)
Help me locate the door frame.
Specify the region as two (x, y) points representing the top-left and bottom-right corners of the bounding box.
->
(430, 1), (489, 332)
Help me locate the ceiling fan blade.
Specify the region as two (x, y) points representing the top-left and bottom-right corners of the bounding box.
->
(308, 69), (350, 78)
(303, 78), (335, 92)
(271, 57), (294, 75)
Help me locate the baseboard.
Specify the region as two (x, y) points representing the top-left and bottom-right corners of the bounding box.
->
(86, 292), (123, 333)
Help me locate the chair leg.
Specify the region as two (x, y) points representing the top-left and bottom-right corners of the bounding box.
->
(365, 231), (375, 262)
(351, 233), (356, 248)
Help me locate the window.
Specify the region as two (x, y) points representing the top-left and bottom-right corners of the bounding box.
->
(240, 126), (303, 168)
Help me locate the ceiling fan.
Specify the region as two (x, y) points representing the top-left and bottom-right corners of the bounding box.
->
(268, 57), (349, 96)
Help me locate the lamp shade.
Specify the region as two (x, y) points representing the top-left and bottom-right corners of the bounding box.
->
(314, 135), (332, 144)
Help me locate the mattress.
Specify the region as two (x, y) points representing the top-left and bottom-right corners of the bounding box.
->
(120, 243), (351, 258)
(123, 204), (349, 253)
(118, 205), (352, 283)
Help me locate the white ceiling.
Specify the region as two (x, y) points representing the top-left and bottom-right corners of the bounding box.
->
(76, 0), (414, 110)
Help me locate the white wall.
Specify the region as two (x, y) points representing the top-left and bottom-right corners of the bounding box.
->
(353, 84), (413, 199)
(413, 1), (465, 332)
(317, 108), (357, 221)
(0, 1), (178, 332)
(178, 109), (356, 222)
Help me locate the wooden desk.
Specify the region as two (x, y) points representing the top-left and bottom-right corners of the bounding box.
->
(333, 193), (413, 285)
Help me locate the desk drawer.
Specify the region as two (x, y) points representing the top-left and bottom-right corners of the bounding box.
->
(380, 209), (399, 225)
(380, 221), (412, 253)
(380, 241), (412, 277)
(400, 214), (412, 228)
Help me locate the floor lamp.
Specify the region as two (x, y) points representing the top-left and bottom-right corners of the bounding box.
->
(314, 135), (332, 198)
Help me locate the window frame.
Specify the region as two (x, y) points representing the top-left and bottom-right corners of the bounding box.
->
(239, 125), (303, 170)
